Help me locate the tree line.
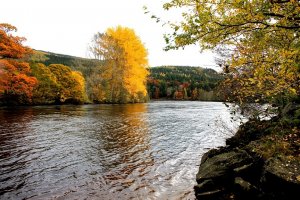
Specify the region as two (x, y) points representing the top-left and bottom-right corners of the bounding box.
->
(147, 66), (223, 101)
(0, 24), (150, 105)
(0, 22), (226, 106)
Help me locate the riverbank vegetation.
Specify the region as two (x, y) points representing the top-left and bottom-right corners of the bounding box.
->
(31, 63), (87, 105)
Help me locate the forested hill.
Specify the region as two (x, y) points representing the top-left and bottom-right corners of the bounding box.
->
(31, 50), (102, 77)
(148, 66), (223, 101)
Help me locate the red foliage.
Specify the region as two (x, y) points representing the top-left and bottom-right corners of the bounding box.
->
(182, 82), (190, 88)
(147, 78), (160, 86)
(174, 90), (184, 99)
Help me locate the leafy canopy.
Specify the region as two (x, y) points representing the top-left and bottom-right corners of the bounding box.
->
(0, 23), (37, 104)
(157, 0), (300, 111)
(48, 64), (86, 104)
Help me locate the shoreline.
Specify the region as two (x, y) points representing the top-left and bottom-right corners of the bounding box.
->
(194, 104), (300, 199)
(0, 99), (225, 108)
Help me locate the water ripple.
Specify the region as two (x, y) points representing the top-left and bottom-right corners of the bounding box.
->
(0, 102), (237, 199)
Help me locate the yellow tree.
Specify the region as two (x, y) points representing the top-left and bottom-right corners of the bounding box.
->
(31, 63), (59, 104)
(71, 71), (87, 103)
(48, 64), (86, 104)
(90, 26), (149, 103)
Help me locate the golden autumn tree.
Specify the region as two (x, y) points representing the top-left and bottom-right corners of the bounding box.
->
(0, 23), (37, 105)
(89, 26), (149, 103)
(31, 63), (59, 104)
(71, 70), (87, 103)
(30, 63), (87, 104)
(48, 64), (86, 104)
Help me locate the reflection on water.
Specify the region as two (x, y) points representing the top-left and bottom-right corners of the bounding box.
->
(0, 102), (235, 199)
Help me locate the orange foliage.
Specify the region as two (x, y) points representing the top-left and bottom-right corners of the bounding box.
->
(0, 60), (37, 101)
(0, 23), (32, 59)
(0, 23), (37, 104)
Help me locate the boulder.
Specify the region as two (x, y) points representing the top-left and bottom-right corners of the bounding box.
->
(195, 149), (255, 199)
(262, 156), (300, 199)
(233, 177), (259, 200)
(196, 149), (253, 183)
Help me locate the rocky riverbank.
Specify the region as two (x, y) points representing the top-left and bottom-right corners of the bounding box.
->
(194, 104), (300, 199)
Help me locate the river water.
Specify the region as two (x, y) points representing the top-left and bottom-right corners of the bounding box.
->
(0, 101), (237, 200)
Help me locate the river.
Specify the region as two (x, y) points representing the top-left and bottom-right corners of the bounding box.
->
(0, 101), (238, 200)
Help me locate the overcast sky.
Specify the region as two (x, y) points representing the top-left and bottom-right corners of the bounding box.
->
(2, 0), (217, 70)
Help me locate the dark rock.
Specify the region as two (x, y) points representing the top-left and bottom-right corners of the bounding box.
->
(200, 146), (231, 164)
(195, 149), (255, 199)
(194, 179), (217, 194)
(233, 163), (253, 174)
(195, 111), (300, 200)
(233, 150), (264, 184)
(196, 149), (253, 184)
(234, 177), (259, 199)
(226, 119), (272, 148)
(234, 177), (253, 191)
(262, 157), (300, 199)
(194, 189), (225, 200)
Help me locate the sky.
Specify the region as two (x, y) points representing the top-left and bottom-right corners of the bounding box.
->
(1, 0), (218, 70)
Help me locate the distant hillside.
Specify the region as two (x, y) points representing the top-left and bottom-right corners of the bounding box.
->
(148, 66), (224, 100)
(30, 50), (102, 77)
(30, 51), (223, 101)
